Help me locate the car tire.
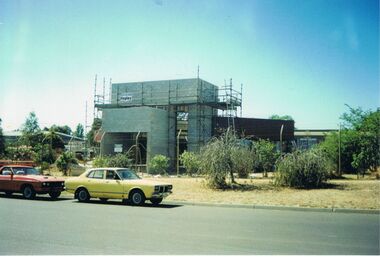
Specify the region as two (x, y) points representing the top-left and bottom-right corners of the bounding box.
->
(77, 188), (90, 202)
(130, 190), (145, 206)
(99, 198), (108, 203)
(22, 185), (36, 199)
(49, 191), (61, 199)
(150, 198), (163, 205)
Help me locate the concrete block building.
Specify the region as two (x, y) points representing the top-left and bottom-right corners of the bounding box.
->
(95, 78), (294, 172)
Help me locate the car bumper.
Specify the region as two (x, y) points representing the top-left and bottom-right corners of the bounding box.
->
(151, 191), (172, 199)
(36, 187), (64, 193)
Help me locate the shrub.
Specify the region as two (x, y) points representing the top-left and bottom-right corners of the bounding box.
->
(231, 147), (253, 178)
(92, 156), (108, 168)
(180, 151), (200, 176)
(5, 146), (35, 160)
(252, 139), (279, 177)
(274, 148), (330, 188)
(107, 154), (132, 168)
(56, 152), (78, 176)
(149, 154), (169, 175)
(92, 154), (132, 168)
(198, 128), (240, 189)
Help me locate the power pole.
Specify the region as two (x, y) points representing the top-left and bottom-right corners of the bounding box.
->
(338, 123), (341, 177)
(177, 129), (182, 177)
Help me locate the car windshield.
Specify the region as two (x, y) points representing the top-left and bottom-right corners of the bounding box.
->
(13, 167), (40, 175)
(116, 169), (141, 180)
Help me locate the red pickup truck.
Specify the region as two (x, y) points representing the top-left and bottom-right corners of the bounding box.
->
(0, 165), (65, 199)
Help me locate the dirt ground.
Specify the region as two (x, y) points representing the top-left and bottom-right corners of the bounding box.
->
(151, 175), (380, 210)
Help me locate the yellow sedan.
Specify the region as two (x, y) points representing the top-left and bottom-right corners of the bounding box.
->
(65, 168), (172, 205)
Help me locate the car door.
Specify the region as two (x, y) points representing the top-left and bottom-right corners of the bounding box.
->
(101, 170), (124, 199)
(85, 169), (106, 198)
(0, 167), (13, 191)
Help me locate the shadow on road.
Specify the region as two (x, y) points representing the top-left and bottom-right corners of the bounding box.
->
(73, 199), (183, 209)
(0, 193), (72, 201)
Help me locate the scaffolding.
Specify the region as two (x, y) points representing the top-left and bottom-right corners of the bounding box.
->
(219, 78), (242, 130)
(94, 77), (243, 173)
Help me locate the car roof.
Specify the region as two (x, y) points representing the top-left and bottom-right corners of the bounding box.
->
(2, 165), (34, 168)
(88, 167), (130, 171)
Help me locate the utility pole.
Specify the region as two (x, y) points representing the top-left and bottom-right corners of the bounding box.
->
(84, 101), (88, 165)
(135, 131), (141, 173)
(338, 123), (341, 177)
(177, 129), (182, 177)
(280, 124), (284, 155)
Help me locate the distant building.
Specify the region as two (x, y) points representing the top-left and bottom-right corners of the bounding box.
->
(3, 130), (22, 144)
(3, 130), (85, 154)
(294, 129), (337, 150)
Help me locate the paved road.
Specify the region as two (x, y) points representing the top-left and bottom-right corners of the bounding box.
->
(0, 194), (379, 255)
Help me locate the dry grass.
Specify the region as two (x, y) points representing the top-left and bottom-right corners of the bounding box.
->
(153, 176), (380, 210)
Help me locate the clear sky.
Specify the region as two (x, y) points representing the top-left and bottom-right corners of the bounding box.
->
(0, 0), (379, 132)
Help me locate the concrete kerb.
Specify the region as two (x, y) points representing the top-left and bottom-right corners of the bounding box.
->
(165, 200), (380, 214)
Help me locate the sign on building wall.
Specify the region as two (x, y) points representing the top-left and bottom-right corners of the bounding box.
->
(114, 144), (123, 153)
(119, 93), (133, 103)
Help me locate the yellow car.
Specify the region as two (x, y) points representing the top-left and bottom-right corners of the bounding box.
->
(65, 168), (173, 205)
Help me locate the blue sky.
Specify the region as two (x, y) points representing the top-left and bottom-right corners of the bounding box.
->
(0, 0), (378, 131)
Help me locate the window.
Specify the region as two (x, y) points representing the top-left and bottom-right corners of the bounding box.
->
(106, 170), (119, 180)
(1, 168), (12, 175)
(87, 170), (104, 179)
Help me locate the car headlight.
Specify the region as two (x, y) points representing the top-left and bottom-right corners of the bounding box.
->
(154, 186), (160, 192)
(168, 185), (173, 190)
(61, 182), (64, 186)
(42, 182), (46, 186)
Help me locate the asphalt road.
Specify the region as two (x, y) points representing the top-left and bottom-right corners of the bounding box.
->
(0, 194), (379, 255)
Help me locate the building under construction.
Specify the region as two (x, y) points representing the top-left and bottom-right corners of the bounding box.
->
(95, 78), (294, 172)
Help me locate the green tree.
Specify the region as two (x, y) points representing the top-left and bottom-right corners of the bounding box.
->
(269, 114), (294, 120)
(87, 118), (102, 146)
(252, 139), (279, 177)
(350, 109), (380, 175)
(22, 112), (40, 134)
(48, 125), (72, 135)
(56, 152), (78, 176)
(0, 118), (5, 157)
(319, 107), (379, 176)
(43, 129), (65, 150)
(73, 123), (84, 138)
(20, 112), (43, 148)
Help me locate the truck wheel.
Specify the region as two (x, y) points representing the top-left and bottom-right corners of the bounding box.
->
(22, 185), (36, 199)
(77, 188), (90, 202)
(130, 190), (145, 206)
(49, 191), (61, 199)
(150, 198), (163, 205)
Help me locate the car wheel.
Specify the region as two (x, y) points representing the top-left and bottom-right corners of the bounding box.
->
(99, 198), (108, 203)
(77, 188), (90, 202)
(49, 191), (61, 199)
(150, 198), (163, 205)
(22, 185), (36, 199)
(130, 190), (145, 206)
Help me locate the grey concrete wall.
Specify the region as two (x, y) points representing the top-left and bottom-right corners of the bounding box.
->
(187, 105), (214, 152)
(111, 78), (219, 106)
(101, 107), (169, 171)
